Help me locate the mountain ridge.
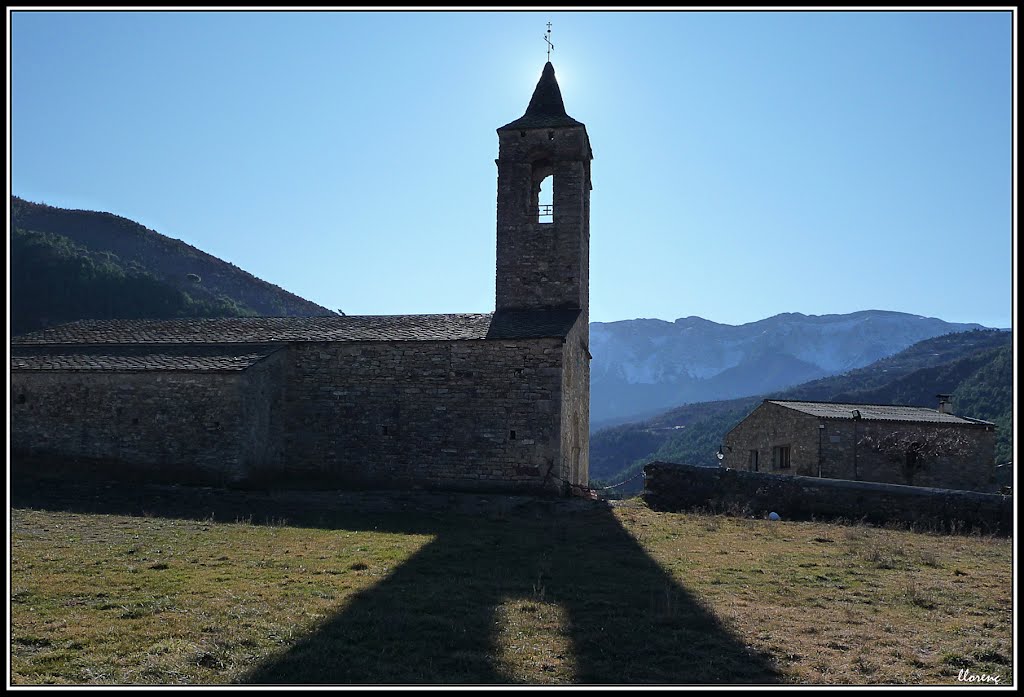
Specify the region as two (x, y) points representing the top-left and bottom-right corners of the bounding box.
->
(590, 310), (994, 426)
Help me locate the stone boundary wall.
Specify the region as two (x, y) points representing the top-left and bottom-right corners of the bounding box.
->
(643, 461), (1013, 535)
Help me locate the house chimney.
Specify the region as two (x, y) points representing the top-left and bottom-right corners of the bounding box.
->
(937, 394), (952, 414)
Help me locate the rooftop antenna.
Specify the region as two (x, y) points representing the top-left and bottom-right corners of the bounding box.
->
(544, 22), (554, 62)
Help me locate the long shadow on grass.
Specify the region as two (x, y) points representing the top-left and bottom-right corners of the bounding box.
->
(12, 472), (781, 685)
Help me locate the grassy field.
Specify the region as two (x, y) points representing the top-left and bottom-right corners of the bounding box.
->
(10, 475), (1015, 686)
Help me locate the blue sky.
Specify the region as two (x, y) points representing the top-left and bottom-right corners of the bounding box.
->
(9, 9), (1016, 328)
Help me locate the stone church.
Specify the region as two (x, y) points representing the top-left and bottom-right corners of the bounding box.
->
(11, 61), (593, 496)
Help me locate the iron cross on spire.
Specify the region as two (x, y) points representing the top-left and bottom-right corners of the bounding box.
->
(544, 22), (554, 61)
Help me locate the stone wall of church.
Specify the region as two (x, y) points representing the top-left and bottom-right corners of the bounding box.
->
(282, 338), (566, 493)
(239, 350), (287, 477)
(559, 317), (590, 490)
(10, 369), (261, 484)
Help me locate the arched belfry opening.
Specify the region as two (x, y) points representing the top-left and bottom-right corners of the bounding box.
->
(531, 158), (554, 223)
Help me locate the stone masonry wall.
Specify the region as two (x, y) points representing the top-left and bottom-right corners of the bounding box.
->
(825, 420), (995, 492)
(721, 402), (820, 476)
(282, 338), (566, 493)
(644, 461), (1012, 535)
(238, 349), (287, 476)
(723, 402), (996, 493)
(11, 369), (253, 484)
(559, 316), (591, 489)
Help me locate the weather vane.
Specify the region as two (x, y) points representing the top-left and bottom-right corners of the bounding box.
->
(544, 22), (554, 61)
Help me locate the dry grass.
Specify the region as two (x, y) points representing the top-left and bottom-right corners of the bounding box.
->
(615, 502), (1013, 685)
(11, 509), (433, 685)
(10, 480), (1014, 686)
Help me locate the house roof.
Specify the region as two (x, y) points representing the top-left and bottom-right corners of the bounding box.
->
(10, 344), (283, 372)
(767, 400), (995, 427)
(498, 62), (584, 131)
(10, 309), (582, 347)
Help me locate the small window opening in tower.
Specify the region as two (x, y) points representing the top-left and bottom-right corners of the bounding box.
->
(538, 175), (553, 223)
(530, 159), (553, 223)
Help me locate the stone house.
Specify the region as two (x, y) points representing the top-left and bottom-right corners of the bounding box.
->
(720, 398), (996, 492)
(10, 61), (593, 496)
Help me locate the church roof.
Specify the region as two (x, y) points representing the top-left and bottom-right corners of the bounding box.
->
(767, 400), (994, 427)
(498, 62), (584, 131)
(10, 309), (582, 347)
(10, 344), (283, 372)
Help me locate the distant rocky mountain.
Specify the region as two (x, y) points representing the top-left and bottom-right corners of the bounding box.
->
(589, 311), (993, 428)
(589, 328), (1013, 494)
(11, 196), (334, 334)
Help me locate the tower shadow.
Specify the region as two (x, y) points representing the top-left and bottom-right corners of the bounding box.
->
(239, 504), (781, 685)
(11, 472), (781, 685)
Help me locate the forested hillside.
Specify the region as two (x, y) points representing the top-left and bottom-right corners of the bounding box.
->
(11, 196), (334, 335)
(11, 228), (257, 334)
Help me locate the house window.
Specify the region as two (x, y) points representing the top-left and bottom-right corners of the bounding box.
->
(749, 449), (759, 472)
(772, 445), (791, 470)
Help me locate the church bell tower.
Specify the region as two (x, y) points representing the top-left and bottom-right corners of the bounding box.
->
(495, 61), (592, 319)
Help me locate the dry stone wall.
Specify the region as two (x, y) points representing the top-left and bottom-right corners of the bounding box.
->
(644, 461), (1012, 535)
